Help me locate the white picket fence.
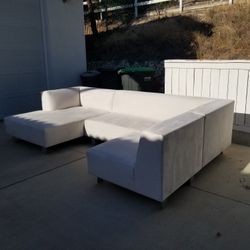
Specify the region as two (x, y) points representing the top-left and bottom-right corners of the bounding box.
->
(164, 60), (250, 133)
(83, 0), (234, 18)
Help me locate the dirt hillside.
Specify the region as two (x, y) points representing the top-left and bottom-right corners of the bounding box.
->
(86, 1), (250, 62)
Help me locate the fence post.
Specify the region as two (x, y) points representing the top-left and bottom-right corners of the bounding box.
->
(134, 0), (138, 18)
(99, 0), (103, 20)
(104, 0), (108, 31)
(179, 0), (183, 12)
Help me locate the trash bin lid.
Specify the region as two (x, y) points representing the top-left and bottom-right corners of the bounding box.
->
(118, 67), (155, 74)
(98, 66), (124, 72)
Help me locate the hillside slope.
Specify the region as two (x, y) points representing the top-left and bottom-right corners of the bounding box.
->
(86, 2), (250, 62)
(196, 2), (250, 59)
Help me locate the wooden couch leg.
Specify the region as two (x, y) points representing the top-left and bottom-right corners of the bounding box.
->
(97, 177), (103, 183)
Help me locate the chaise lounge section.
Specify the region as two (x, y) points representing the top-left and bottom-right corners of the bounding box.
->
(5, 87), (107, 148)
(4, 87), (234, 203)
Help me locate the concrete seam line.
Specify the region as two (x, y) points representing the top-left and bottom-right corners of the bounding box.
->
(190, 186), (250, 207)
(0, 156), (86, 191)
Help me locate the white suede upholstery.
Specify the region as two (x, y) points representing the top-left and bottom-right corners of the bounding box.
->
(88, 133), (141, 188)
(87, 112), (205, 201)
(42, 87), (81, 111)
(85, 113), (158, 140)
(5, 107), (106, 147)
(113, 90), (212, 120)
(85, 89), (234, 202)
(80, 87), (115, 111)
(135, 112), (204, 201)
(4, 86), (234, 202)
(191, 100), (234, 166)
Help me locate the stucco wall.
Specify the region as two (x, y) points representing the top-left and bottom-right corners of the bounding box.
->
(42, 0), (87, 89)
(0, 0), (46, 117)
(0, 0), (86, 118)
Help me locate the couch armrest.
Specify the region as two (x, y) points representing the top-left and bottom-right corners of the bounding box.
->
(134, 112), (204, 201)
(41, 87), (81, 111)
(191, 100), (234, 166)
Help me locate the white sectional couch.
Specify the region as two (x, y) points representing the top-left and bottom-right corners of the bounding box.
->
(4, 87), (234, 203)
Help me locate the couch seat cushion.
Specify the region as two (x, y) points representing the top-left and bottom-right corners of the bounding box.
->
(112, 90), (213, 120)
(87, 133), (141, 188)
(5, 107), (107, 147)
(84, 113), (158, 140)
(80, 87), (115, 112)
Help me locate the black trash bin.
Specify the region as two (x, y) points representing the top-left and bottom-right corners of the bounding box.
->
(98, 67), (123, 89)
(118, 67), (158, 92)
(80, 71), (100, 87)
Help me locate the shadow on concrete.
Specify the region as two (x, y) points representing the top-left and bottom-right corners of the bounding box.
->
(86, 15), (213, 61)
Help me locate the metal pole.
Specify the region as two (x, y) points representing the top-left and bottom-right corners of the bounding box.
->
(99, 0), (103, 20)
(134, 0), (138, 18)
(105, 0), (108, 31)
(179, 0), (183, 12)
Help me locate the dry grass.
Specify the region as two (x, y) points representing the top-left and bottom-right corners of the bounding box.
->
(196, 1), (250, 59)
(86, 1), (250, 61)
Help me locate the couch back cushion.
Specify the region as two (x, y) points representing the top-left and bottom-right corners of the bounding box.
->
(112, 91), (213, 120)
(80, 87), (115, 111)
(42, 87), (81, 111)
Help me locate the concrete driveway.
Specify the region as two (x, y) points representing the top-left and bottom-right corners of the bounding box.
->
(0, 122), (250, 250)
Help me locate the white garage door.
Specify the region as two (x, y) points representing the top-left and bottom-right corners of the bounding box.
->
(0, 0), (47, 118)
